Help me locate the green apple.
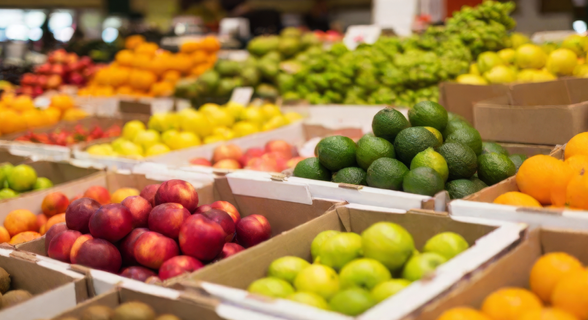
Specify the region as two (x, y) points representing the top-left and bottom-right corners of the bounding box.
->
(370, 279), (411, 303)
(0, 188), (18, 200)
(294, 264), (340, 300)
(401, 252), (447, 282)
(122, 120), (146, 140)
(362, 222), (415, 271)
(268, 256), (310, 284)
(133, 129), (161, 150)
(0, 163), (14, 179)
(339, 258), (391, 290)
(329, 288), (376, 316)
(7, 164), (37, 192)
(33, 177), (53, 190)
(111, 138), (129, 151)
(247, 277), (294, 298)
(145, 144), (171, 157)
(316, 232), (362, 271)
(311, 230), (340, 261)
(423, 232), (469, 260)
(286, 292), (329, 310)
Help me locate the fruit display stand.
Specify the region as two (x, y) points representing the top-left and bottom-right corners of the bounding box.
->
(414, 226), (588, 320)
(0, 245), (89, 320)
(166, 203), (525, 320)
(0, 147), (27, 165)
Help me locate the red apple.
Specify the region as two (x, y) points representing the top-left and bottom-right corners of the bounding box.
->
(32, 86), (44, 97)
(68, 72), (85, 86)
(139, 184), (160, 207)
(246, 157), (279, 172)
(83, 186), (111, 205)
(189, 158), (212, 166)
(154, 180), (199, 213)
(236, 215), (271, 248)
(158, 256), (204, 280)
(36, 75), (47, 88)
(215, 243), (245, 261)
(89, 204), (134, 243)
(46, 74), (62, 90)
(79, 56), (92, 68)
(239, 148), (265, 167)
(179, 215), (225, 262)
(70, 234), (93, 264)
(65, 52), (78, 65)
(121, 195), (152, 228)
(265, 140), (293, 160)
(35, 63), (52, 74)
(50, 64), (66, 77)
(134, 232), (179, 269)
(210, 201), (240, 224)
(118, 228), (148, 266)
(212, 159), (241, 170)
(120, 266), (157, 282)
(65, 198), (100, 234)
(203, 209), (235, 243)
(148, 203), (190, 240)
(44, 223), (69, 253)
(213, 144), (243, 163)
(193, 205), (213, 214)
(48, 230), (82, 263)
(75, 239), (122, 273)
(19, 86), (33, 96)
(49, 49), (67, 64)
(21, 73), (36, 86)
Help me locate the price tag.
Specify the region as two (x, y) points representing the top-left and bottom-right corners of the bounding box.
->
(151, 98), (175, 114)
(175, 99), (192, 111)
(344, 25), (382, 50)
(230, 87), (254, 106)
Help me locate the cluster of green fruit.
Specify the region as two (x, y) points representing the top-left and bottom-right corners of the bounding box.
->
(247, 223), (469, 316)
(0, 164), (53, 200)
(295, 101), (525, 199)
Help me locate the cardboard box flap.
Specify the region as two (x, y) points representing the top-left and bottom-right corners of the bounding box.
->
(508, 77), (588, 106)
(439, 82), (509, 124)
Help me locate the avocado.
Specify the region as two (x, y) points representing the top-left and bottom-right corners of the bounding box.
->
(366, 157), (409, 190)
(402, 167), (445, 196)
(445, 127), (483, 156)
(481, 142), (509, 156)
(394, 127), (441, 166)
(372, 108), (410, 143)
(445, 179), (480, 199)
(443, 120), (471, 139)
(293, 158), (331, 181)
(2, 290), (32, 309)
(247, 36), (280, 56)
(0, 267), (10, 294)
(437, 142), (478, 180)
(332, 167), (367, 186)
(317, 136), (358, 171)
(477, 153), (516, 186)
(356, 134), (396, 170)
(408, 101), (448, 132)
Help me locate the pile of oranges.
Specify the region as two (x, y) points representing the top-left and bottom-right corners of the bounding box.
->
(492, 132), (588, 210)
(0, 93), (87, 136)
(437, 252), (588, 320)
(78, 35), (220, 98)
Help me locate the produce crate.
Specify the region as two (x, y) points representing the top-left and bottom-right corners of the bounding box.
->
(414, 226), (588, 320)
(0, 245), (89, 320)
(168, 203), (525, 320)
(0, 147), (27, 165)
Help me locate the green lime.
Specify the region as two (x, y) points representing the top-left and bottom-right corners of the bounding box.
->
(356, 135), (395, 170)
(372, 108), (410, 143)
(509, 154), (527, 172)
(332, 167), (367, 186)
(408, 101), (448, 132)
(311, 230), (340, 261)
(316, 232), (362, 271)
(394, 127), (441, 166)
(293, 158), (331, 181)
(448, 112), (469, 124)
(7, 164), (37, 192)
(481, 142), (509, 156)
(402, 252), (447, 281)
(267, 256), (311, 284)
(424, 127), (443, 145)
(329, 288), (376, 316)
(0, 169), (4, 189)
(410, 148), (449, 182)
(443, 120), (472, 139)
(339, 258), (391, 290)
(477, 153), (516, 186)
(371, 279), (411, 303)
(470, 177), (488, 191)
(361, 222), (415, 271)
(0, 164), (14, 179)
(437, 143), (478, 180)
(423, 232), (470, 260)
(445, 179), (480, 199)
(316, 136), (357, 171)
(286, 292), (330, 310)
(294, 265), (340, 300)
(402, 167), (445, 196)
(0, 188), (18, 200)
(247, 277), (295, 298)
(445, 127), (483, 156)
(33, 177), (53, 190)
(366, 158), (409, 190)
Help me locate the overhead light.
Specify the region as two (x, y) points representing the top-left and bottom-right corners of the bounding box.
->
(28, 27), (43, 41)
(56, 27), (74, 42)
(25, 11), (46, 28)
(573, 20), (587, 34)
(49, 12), (72, 32)
(6, 24), (28, 41)
(102, 27), (119, 43)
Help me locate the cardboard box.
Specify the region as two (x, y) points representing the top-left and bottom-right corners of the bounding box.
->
(0, 246), (89, 320)
(170, 204), (525, 320)
(0, 147), (27, 165)
(439, 82), (509, 124)
(414, 227), (588, 320)
(499, 142), (555, 157)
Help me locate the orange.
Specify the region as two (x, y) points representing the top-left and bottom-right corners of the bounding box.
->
(129, 70), (157, 91)
(518, 308), (580, 320)
(516, 155), (570, 205)
(565, 155), (588, 175)
(149, 57), (169, 76)
(167, 53), (193, 74)
(44, 107), (62, 124)
(50, 94), (74, 110)
(481, 288), (543, 320)
(565, 133), (588, 160)
(36, 214), (48, 230)
(150, 81), (174, 97)
(550, 162), (576, 207)
(566, 173), (588, 210)
(95, 86), (115, 97)
(108, 67), (130, 87)
(94, 68), (110, 86)
(62, 109), (88, 121)
(180, 41), (201, 53)
(191, 64), (211, 76)
(191, 51), (209, 64)
(493, 192), (542, 207)
(530, 252), (584, 303)
(0, 109), (27, 134)
(44, 213), (65, 232)
(552, 270), (588, 319)
(135, 42), (158, 57)
(437, 307), (492, 320)
(115, 49), (134, 66)
(9, 231), (41, 245)
(116, 85), (134, 95)
(22, 109), (45, 128)
(200, 36), (221, 52)
(0, 226), (10, 243)
(11, 95), (35, 112)
(125, 34), (145, 50)
(132, 54), (153, 70)
(162, 70), (181, 83)
(207, 54), (218, 65)
(4, 209), (38, 236)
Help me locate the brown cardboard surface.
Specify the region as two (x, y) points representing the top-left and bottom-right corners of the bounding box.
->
(508, 77), (588, 106)
(0, 148), (27, 164)
(499, 142), (555, 157)
(473, 97), (588, 145)
(51, 288), (222, 320)
(187, 207), (497, 290)
(439, 82), (509, 124)
(414, 227), (588, 320)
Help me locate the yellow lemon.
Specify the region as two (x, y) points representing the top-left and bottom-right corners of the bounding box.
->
(204, 135), (226, 144)
(212, 127), (235, 140)
(205, 109), (234, 128)
(284, 112), (303, 123)
(145, 143), (171, 157)
(225, 102), (246, 120)
(260, 104), (282, 121)
(241, 107), (265, 126)
(262, 115), (289, 131)
(180, 109), (212, 138)
(232, 121), (259, 137)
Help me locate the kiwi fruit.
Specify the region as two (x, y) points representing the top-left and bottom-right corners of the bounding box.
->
(155, 315), (181, 320)
(81, 305), (114, 320)
(2, 290), (32, 308)
(0, 267), (10, 294)
(113, 301), (156, 320)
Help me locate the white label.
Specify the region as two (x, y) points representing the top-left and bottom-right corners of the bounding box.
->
(176, 99), (192, 111)
(230, 87), (254, 106)
(151, 98), (174, 114)
(344, 25), (382, 50)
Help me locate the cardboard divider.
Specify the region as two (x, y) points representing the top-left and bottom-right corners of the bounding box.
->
(414, 227), (588, 320)
(169, 204), (525, 320)
(0, 148), (28, 164)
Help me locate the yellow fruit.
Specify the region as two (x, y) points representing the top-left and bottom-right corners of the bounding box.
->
(470, 63), (480, 75)
(111, 188), (140, 203)
(498, 48), (516, 65)
(199, 103), (220, 113)
(530, 252), (584, 303)
(166, 132), (201, 150)
(212, 127), (235, 140)
(232, 121), (259, 137)
(437, 307), (492, 320)
(204, 135), (226, 144)
(225, 102), (246, 120)
(125, 35), (145, 50)
(484, 65), (516, 84)
(518, 308), (579, 320)
(180, 109), (212, 138)
(551, 270), (588, 319)
(262, 115), (288, 131)
(62, 109), (88, 121)
(457, 74), (488, 85)
(114, 141), (143, 157)
(515, 44), (547, 69)
(481, 288), (543, 320)
(565, 132), (588, 160)
(135, 42), (158, 57)
(284, 112), (303, 123)
(122, 120), (146, 140)
(11, 95), (35, 112)
(547, 49), (578, 76)
(493, 192), (542, 207)
(205, 109), (234, 128)
(145, 143), (171, 157)
(241, 107), (265, 126)
(260, 104), (281, 121)
(510, 32), (531, 49)
(50, 95), (75, 110)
